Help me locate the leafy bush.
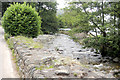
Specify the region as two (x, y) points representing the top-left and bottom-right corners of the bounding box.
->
(83, 29), (120, 58)
(2, 3), (42, 38)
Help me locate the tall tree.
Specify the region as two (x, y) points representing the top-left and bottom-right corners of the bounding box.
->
(62, 1), (120, 58)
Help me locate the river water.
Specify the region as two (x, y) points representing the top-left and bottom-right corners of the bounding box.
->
(45, 34), (120, 78)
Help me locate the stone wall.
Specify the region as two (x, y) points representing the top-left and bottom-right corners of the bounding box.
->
(9, 35), (111, 78)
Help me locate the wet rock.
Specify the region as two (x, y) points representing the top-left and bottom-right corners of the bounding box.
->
(113, 57), (119, 63)
(55, 70), (69, 75)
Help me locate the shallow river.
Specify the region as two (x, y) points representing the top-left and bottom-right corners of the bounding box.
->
(45, 34), (120, 78)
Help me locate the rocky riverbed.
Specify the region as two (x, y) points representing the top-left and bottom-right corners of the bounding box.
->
(34, 34), (120, 78)
(9, 34), (120, 78)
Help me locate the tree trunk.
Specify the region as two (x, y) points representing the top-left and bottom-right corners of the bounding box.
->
(101, 1), (107, 57)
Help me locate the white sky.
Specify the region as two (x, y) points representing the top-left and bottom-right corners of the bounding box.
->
(57, 0), (68, 9)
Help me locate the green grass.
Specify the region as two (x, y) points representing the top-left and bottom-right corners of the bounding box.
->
(36, 65), (44, 70)
(14, 36), (43, 48)
(6, 35), (43, 49)
(4, 33), (11, 41)
(46, 65), (54, 69)
(7, 39), (14, 50)
(73, 73), (77, 77)
(36, 65), (54, 70)
(11, 49), (20, 76)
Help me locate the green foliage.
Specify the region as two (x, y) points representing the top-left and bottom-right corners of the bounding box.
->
(1, 2), (10, 16)
(7, 38), (14, 50)
(83, 29), (120, 58)
(62, 2), (120, 58)
(73, 73), (77, 77)
(61, 5), (89, 29)
(12, 49), (14, 56)
(36, 65), (54, 70)
(4, 33), (11, 41)
(1, 2), (58, 34)
(2, 3), (42, 38)
(69, 27), (90, 34)
(57, 15), (65, 28)
(29, 2), (58, 34)
(38, 2), (58, 34)
(81, 2), (120, 57)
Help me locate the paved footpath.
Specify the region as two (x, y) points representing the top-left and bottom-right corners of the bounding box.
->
(0, 26), (19, 79)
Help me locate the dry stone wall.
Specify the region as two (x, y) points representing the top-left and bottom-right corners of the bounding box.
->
(9, 35), (111, 78)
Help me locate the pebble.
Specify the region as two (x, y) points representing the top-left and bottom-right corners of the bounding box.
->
(55, 70), (69, 75)
(113, 57), (119, 62)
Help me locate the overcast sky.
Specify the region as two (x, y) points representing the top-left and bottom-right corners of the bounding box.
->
(57, 0), (68, 9)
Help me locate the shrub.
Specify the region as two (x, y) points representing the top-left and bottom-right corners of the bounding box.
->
(2, 3), (42, 38)
(83, 32), (120, 58)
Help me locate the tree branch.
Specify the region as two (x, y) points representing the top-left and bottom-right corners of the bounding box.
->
(79, 2), (104, 34)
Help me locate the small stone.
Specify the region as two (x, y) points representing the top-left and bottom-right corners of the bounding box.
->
(102, 59), (109, 63)
(90, 48), (94, 52)
(78, 50), (82, 52)
(82, 72), (88, 76)
(93, 64), (103, 68)
(55, 70), (69, 75)
(58, 66), (66, 69)
(42, 70), (49, 73)
(88, 70), (91, 72)
(29, 47), (34, 50)
(78, 74), (84, 78)
(113, 57), (119, 62)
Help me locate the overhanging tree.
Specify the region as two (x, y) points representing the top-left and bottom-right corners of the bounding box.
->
(62, 1), (120, 58)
